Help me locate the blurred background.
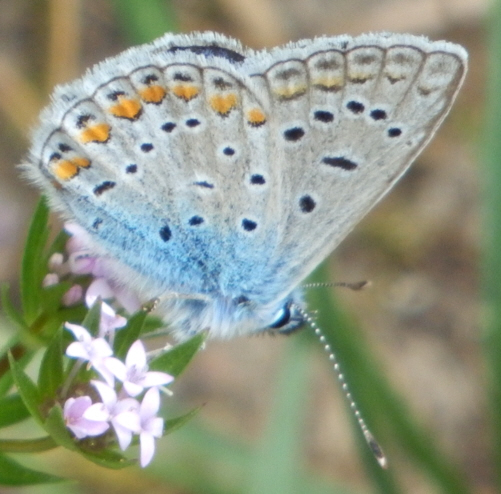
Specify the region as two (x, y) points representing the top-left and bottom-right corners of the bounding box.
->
(0, 0), (490, 493)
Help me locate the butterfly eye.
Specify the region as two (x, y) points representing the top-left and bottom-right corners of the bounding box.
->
(269, 304), (292, 329)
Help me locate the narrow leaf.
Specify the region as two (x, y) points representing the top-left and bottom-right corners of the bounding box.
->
(21, 197), (50, 323)
(8, 353), (43, 426)
(0, 394), (30, 427)
(162, 406), (202, 435)
(38, 329), (63, 398)
(0, 453), (65, 485)
(149, 332), (205, 377)
(44, 405), (78, 451)
(80, 299), (102, 336)
(114, 310), (147, 359)
(1, 283), (28, 332)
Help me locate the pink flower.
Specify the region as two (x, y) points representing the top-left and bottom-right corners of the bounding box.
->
(137, 387), (164, 467)
(62, 284), (83, 306)
(63, 396), (109, 439)
(65, 323), (114, 385)
(85, 381), (140, 450)
(106, 340), (174, 397)
(113, 387), (164, 467)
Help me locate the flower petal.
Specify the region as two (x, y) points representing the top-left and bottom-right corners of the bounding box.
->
(139, 432), (156, 467)
(105, 358), (127, 381)
(142, 372), (174, 388)
(140, 387), (160, 419)
(126, 340), (147, 368)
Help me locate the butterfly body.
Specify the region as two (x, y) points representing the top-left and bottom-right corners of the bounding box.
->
(24, 32), (467, 339)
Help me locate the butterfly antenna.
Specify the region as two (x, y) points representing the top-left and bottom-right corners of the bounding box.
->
(303, 281), (371, 291)
(294, 304), (388, 469)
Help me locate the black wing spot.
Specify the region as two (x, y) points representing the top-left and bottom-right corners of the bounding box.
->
(388, 127), (402, 137)
(299, 195), (316, 213)
(76, 114), (93, 128)
(159, 225), (172, 242)
(142, 74), (159, 84)
(173, 72), (193, 82)
(93, 181), (116, 196)
(186, 118), (200, 128)
(223, 147), (235, 156)
(314, 110), (334, 123)
(49, 152), (62, 161)
(346, 100), (365, 114)
(141, 143), (154, 153)
(242, 219), (257, 231)
(126, 164), (137, 174)
(370, 109), (387, 120)
(92, 218), (103, 229)
(168, 45), (245, 63)
(284, 127), (305, 141)
(250, 174), (266, 185)
(193, 181), (214, 189)
(322, 156), (358, 170)
(189, 216), (204, 226)
(58, 143), (72, 152)
(107, 90), (126, 101)
(162, 122), (176, 133)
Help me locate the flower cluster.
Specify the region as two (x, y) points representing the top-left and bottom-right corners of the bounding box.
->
(43, 223), (141, 312)
(62, 301), (173, 467)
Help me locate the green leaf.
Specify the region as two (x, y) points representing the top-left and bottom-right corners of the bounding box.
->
(163, 406), (202, 435)
(0, 394), (30, 427)
(81, 299), (102, 336)
(39, 281), (73, 315)
(149, 332), (205, 377)
(45, 228), (68, 262)
(21, 197), (51, 324)
(43, 405), (78, 451)
(0, 284), (28, 332)
(114, 309), (147, 360)
(8, 353), (43, 426)
(0, 436), (57, 453)
(78, 447), (135, 470)
(38, 329), (63, 399)
(0, 453), (65, 485)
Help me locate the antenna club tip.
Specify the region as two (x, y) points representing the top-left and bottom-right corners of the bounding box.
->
(363, 430), (388, 469)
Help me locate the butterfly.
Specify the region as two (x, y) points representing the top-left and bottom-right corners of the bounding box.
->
(23, 31), (467, 340)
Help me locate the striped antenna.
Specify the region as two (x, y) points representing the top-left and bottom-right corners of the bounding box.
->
(294, 305), (388, 468)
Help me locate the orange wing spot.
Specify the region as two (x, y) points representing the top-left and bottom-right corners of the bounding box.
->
(247, 108), (267, 126)
(139, 85), (166, 104)
(273, 85), (307, 100)
(172, 84), (199, 101)
(109, 97), (142, 120)
(71, 156), (91, 168)
(80, 123), (111, 144)
(312, 76), (344, 90)
(53, 160), (78, 180)
(209, 93), (238, 115)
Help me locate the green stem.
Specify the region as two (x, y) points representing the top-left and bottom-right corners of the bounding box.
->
(0, 436), (57, 453)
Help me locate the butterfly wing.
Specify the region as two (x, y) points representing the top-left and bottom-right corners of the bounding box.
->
(245, 33), (467, 301)
(23, 32), (466, 336)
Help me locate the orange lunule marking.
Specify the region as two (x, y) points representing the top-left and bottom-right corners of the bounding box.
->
(109, 96), (142, 119)
(172, 84), (199, 101)
(312, 76), (344, 89)
(139, 85), (166, 103)
(209, 93), (238, 115)
(52, 156), (91, 180)
(53, 160), (78, 180)
(247, 108), (267, 125)
(273, 85), (307, 98)
(71, 156), (91, 168)
(79, 123), (111, 144)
